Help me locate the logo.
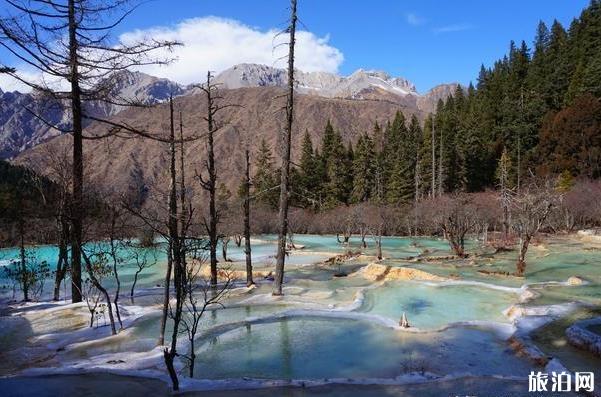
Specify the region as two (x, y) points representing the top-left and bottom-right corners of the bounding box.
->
(528, 371), (594, 393)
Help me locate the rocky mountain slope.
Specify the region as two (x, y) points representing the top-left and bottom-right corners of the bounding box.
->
(213, 63), (418, 97)
(0, 71), (183, 159)
(212, 63), (457, 112)
(16, 86), (424, 203)
(1, 64), (458, 159)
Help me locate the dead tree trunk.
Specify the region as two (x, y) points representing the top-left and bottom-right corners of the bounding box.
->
(431, 116), (436, 198)
(53, 216), (69, 301)
(163, 96), (185, 391)
(109, 212), (123, 330)
(438, 124), (444, 197)
(82, 252), (117, 335)
(68, 0), (83, 303)
(360, 227), (368, 249)
(179, 111), (188, 264)
(222, 236), (232, 262)
(516, 236), (530, 276)
(273, 0), (297, 296)
(159, 97), (177, 346)
(244, 148), (254, 286)
(207, 73), (218, 287)
(197, 72), (219, 288)
(376, 226), (383, 260)
(18, 217), (28, 301)
(159, 244), (172, 345)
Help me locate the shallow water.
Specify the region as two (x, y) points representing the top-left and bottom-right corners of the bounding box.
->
(359, 281), (517, 329)
(1, 234), (600, 394)
(0, 373), (582, 397)
(193, 317), (534, 380)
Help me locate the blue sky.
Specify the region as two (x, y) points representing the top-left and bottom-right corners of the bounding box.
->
(0, 0), (592, 93)
(113, 0), (591, 92)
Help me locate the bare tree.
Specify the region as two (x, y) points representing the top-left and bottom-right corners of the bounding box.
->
(31, 145), (73, 301)
(438, 120), (444, 197)
(0, 0), (177, 303)
(365, 204), (386, 260)
(2, 250), (50, 302)
(129, 248), (156, 299)
(162, 97), (186, 390)
(180, 249), (232, 378)
(335, 206), (357, 247)
(243, 146), (254, 286)
(438, 195), (478, 258)
(357, 206), (370, 249)
(82, 278), (103, 328)
(105, 206), (129, 330)
(216, 184), (234, 262)
(431, 115), (436, 198)
(273, 0), (298, 295)
(128, 243), (157, 302)
(81, 247), (117, 334)
(496, 147), (513, 243)
(196, 72), (231, 287)
(511, 181), (556, 276)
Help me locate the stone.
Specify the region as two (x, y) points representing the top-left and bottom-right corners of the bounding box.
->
(567, 276), (585, 286)
(399, 312), (410, 328)
(350, 263), (445, 282)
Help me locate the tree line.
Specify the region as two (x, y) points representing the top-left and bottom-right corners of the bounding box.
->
(248, 0), (601, 208)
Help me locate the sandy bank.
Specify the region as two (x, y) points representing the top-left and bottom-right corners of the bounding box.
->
(350, 263), (446, 282)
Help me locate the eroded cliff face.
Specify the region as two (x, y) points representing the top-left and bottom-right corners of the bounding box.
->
(1, 64), (456, 160)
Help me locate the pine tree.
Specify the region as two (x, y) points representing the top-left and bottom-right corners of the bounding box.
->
(351, 134), (376, 202)
(426, 1), (601, 192)
(320, 121), (348, 207)
(297, 131), (320, 207)
(384, 111), (415, 203)
(419, 115), (436, 198)
(408, 115), (422, 201)
(343, 141), (355, 203)
(253, 139), (278, 208)
(581, 51), (601, 98)
(546, 20), (570, 110)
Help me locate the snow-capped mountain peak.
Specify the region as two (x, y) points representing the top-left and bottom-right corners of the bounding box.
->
(213, 63), (419, 100)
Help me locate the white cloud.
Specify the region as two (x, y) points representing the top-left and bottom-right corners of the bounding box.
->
(119, 16), (344, 85)
(0, 70), (44, 93)
(406, 13), (425, 26)
(0, 16), (344, 92)
(433, 24), (473, 34)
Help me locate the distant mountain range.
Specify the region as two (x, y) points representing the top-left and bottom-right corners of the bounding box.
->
(0, 64), (458, 159)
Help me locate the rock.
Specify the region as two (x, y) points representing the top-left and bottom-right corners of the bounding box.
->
(477, 269), (522, 278)
(577, 229), (601, 242)
(399, 312), (410, 328)
(566, 318), (601, 357)
(519, 289), (537, 303)
(503, 305), (525, 320)
(545, 358), (569, 374)
(264, 271), (275, 281)
(567, 276), (585, 286)
(350, 263), (445, 282)
(508, 335), (550, 366)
